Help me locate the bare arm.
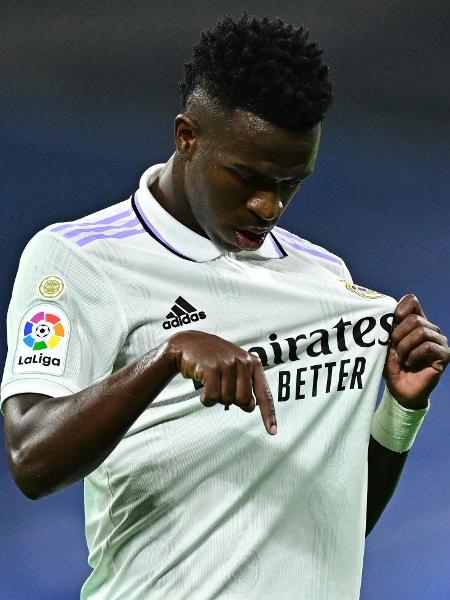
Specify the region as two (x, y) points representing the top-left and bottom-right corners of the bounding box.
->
(365, 434), (409, 537)
(366, 292), (449, 536)
(3, 331), (277, 500)
(4, 341), (177, 500)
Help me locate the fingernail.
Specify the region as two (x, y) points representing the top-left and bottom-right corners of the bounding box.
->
(270, 424), (277, 435)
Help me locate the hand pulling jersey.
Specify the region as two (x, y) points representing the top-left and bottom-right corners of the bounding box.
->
(1, 163), (398, 600)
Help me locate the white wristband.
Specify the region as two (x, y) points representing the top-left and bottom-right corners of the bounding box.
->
(370, 385), (430, 453)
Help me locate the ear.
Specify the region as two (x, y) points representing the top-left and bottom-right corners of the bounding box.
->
(174, 114), (199, 160)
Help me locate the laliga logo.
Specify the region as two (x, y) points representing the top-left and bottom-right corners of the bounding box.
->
(18, 310), (65, 367)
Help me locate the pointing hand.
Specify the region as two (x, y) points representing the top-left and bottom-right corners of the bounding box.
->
(167, 330), (278, 435)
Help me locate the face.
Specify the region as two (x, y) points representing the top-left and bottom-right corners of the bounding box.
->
(175, 105), (321, 252)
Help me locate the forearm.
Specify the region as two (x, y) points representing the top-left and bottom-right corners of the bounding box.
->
(10, 341), (177, 499)
(365, 386), (429, 537)
(365, 434), (409, 537)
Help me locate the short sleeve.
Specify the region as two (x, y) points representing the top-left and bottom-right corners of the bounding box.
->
(1, 230), (127, 414)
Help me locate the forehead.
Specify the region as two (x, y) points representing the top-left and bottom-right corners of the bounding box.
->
(215, 109), (321, 170)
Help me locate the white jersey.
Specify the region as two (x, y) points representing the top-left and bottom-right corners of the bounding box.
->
(1, 163), (398, 600)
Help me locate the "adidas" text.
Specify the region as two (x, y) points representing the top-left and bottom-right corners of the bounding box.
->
(163, 311), (206, 330)
(163, 296), (207, 329)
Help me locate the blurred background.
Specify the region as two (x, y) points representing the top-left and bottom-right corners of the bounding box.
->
(1, 1), (449, 598)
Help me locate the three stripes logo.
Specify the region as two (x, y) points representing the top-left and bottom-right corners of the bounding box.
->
(162, 296), (206, 330)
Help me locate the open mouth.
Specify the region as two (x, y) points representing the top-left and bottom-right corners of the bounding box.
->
(234, 228), (269, 250)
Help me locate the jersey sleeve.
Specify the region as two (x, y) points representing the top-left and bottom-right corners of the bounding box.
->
(340, 258), (353, 283)
(1, 229), (127, 414)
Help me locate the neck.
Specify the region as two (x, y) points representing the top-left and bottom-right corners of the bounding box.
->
(149, 154), (205, 236)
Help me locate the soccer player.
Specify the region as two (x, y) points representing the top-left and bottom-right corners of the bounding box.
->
(2, 13), (449, 600)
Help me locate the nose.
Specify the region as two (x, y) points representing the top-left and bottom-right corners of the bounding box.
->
(246, 191), (284, 222)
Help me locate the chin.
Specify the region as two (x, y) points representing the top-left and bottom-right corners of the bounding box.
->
(218, 238), (239, 252)
(223, 239), (242, 252)
(206, 228), (234, 252)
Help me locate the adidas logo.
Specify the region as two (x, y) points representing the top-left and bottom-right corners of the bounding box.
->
(162, 296), (206, 330)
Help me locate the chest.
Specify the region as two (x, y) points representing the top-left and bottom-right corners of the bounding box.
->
(109, 252), (396, 372)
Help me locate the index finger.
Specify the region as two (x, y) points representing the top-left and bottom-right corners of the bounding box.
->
(251, 360), (277, 435)
(393, 293), (427, 326)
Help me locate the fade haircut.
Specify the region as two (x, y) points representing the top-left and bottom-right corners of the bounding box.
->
(179, 13), (333, 133)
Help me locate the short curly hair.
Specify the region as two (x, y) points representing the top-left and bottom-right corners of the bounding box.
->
(179, 13), (333, 133)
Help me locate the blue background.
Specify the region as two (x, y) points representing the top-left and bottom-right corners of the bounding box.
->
(1, 2), (449, 598)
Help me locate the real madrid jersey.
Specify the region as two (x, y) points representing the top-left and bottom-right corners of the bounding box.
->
(1, 163), (398, 600)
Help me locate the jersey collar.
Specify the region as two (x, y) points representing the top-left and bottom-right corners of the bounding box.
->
(132, 163), (287, 263)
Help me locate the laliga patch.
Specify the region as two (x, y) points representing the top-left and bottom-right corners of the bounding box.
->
(13, 304), (70, 376)
(39, 275), (65, 299)
(339, 278), (386, 299)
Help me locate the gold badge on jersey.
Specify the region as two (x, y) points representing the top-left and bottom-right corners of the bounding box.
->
(39, 275), (65, 299)
(339, 278), (386, 299)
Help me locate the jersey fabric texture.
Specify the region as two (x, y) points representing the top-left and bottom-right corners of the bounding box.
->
(1, 163), (398, 600)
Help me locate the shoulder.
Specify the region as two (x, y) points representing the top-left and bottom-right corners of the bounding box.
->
(22, 198), (146, 260)
(17, 198), (143, 278)
(12, 204), (135, 313)
(273, 225), (350, 278)
(42, 198), (143, 250)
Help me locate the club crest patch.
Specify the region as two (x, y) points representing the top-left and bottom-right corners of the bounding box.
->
(39, 275), (65, 299)
(13, 304), (70, 375)
(339, 278), (386, 299)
